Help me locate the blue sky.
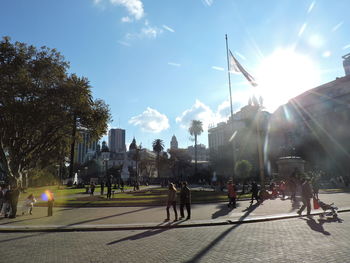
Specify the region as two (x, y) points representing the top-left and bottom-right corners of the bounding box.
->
(2, 0), (350, 150)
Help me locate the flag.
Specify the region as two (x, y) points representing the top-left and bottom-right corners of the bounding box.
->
(229, 49), (257, 87)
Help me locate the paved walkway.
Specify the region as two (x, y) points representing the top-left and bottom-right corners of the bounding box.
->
(1, 213), (349, 262)
(1, 192), (349, 231)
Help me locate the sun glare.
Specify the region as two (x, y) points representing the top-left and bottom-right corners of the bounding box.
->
(255, 48), (320, 112)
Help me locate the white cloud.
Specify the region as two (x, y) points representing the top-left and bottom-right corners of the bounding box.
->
(126, 20), (163, 39)
(298, 23), (307, 37)
(168, 62), (181, 67)
(118, 40), (131, 46)
(307, 1), (315, 13)
(176, 99), (245, 130)
(235, 51), (246, 60)
(322, 51), (331, 58)
(332, 22), (343, 32)
(110, 0), (144, 20)
(343, 44), (350, 50)
(308, 34), (324, 48)
(121, 16), (133, 23)
(176, 100), (214, 130)
(162, 25), (175, 33)
(212, 66), (224, 71)
(201, 0), (213, 6)
(129, 107), (169, 133)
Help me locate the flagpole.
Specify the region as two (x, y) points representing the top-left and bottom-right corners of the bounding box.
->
(225, 34), (236, 180)
(225, 34), (234, 120)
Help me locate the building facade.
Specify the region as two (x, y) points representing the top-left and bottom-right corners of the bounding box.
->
(170, 135), (178, 150)
(268, 74), (350, 180)
(108, 128), (126, 153)
(74, 131), (98, 164)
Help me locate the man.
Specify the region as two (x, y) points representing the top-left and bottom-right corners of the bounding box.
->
(251, 181), (260, 204)
(179, 181), (191, 220)
(9, 185), (20, 218)
(297, 178), (313, 217)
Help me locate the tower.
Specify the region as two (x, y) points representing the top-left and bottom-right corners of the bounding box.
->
(108, 128), (126, 153)
(170, 135), (178, 149)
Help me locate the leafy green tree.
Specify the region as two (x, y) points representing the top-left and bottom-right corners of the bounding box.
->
(0, 37), (111, 184)
(234, 160), (252, 182)
(152, 139), (164, 178)
(188, 120), (203, 176)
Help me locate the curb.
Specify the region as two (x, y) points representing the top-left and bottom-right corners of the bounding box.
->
(1, 208), (349, 233)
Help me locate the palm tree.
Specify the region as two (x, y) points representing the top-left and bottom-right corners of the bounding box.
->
(152, 139), (164, 178)
(189, 120), (203, 176)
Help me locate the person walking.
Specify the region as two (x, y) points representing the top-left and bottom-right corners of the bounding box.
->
(179, 181), (191, 220)
(227, 180), (237, 208)
(297, 178), (313, 217)
(120, 180), (124, 192)
(22, 194), (36, 215)
(90, 182), (95, 196)
(9, 185), (20, 218)
(165, 183), (178, 222)
(106, 181), (112, 199)
(279, 180), (286, 199)
(46, 190), (55, 216)
(100, 181), (105, 195)
(1, 185), (10, 217)
(251, 181), (260, 204)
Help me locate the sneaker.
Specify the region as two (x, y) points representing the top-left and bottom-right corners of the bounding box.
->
(297, 211), (302, 216)
(164, 218), (170, 222)
(186, 217), (191, 220)
(174, 218), (178, 222)
(179, 217), (184, 220)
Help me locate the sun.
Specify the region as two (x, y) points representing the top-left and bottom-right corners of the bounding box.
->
(255, 48), (320, 112)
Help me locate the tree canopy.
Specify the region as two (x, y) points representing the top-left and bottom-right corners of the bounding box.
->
(0, 37), (111, 184)
(234, 160), (252, 181)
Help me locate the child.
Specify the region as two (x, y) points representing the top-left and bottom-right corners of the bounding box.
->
(22, 194), (36, 215)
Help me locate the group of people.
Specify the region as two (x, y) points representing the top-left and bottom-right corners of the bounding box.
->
(0, 184), (20, 218)
(165, 181), (191, 221)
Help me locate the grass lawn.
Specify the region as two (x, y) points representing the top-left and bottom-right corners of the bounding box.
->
(27, 186), (251, 207)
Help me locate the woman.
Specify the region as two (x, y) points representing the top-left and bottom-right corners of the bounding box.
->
(227, 180), (237, 208)
(165, 183), (178, 221)
(22, 194), (36, 215)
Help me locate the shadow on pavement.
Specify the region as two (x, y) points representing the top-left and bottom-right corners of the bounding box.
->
(187, 202), (260, 263)
(301, 215), (344, 236)
(211, 203), (240, 219)
(106, 221), (183, 245)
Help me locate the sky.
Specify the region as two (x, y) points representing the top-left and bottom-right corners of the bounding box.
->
(1, 0), (350, 150)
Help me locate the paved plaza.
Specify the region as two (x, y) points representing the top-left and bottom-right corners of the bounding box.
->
(1, 213), (349, 262)
(0, 192), (349, 262)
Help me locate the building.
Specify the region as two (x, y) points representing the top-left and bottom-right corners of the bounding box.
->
(208, 100), (271, 177)
(74, 131), (98, 164)
(268, 73), (350, 180)
(170, 135), (178, 150)
(108, 128), (126, 153)
(187, 144), (209, 162)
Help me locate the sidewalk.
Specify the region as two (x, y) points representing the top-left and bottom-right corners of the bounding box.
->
(1, 192), (349, 232)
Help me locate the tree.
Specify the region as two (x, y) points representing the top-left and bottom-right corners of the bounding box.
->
(234, 160), (252, 182)
(188, 120), (203, 176)
(0, 37), (111, 184)
(152, 139), (164, 178)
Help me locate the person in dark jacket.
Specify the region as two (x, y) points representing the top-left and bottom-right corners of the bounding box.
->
(297, 178), (313, 216)
(179, 181), (191, 220)
(251, 181), (260, 204)
(9, 185), (20, 218)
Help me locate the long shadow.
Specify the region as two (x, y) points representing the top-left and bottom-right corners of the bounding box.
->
(211, 203), (240, 219)
(0, 206), (153, 227)
(106, 221), (183, 245)
(62, 206), (154, 227)
(187, 202), (260, 263)
(300, 217), (331, 236)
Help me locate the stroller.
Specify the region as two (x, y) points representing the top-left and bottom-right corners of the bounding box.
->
(318, 200), (338, 219)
